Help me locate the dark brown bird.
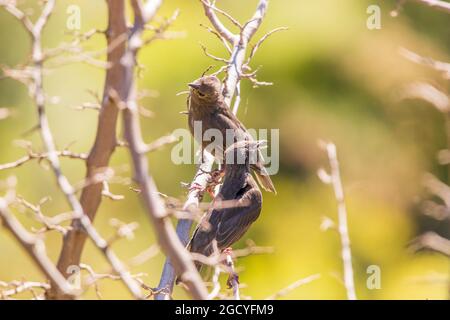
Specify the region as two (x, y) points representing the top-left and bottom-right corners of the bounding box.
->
(188, 141), (263, 271)
(187, 75), (276, 193)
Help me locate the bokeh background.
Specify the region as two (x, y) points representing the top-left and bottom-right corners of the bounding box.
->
(0, 0), (449, 299)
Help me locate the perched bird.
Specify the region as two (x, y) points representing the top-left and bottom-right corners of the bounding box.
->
(187, 75), (276, 193)
(188, 141), (263, 272)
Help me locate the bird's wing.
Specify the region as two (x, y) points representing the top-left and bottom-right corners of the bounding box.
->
(214, 180), (262, 249)
(189, 176), (262, 254)
(188, 209), (217, 257)
(217, 104), (248, 132)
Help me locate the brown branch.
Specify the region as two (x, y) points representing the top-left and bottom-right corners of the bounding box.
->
(55, 0), (131, 292)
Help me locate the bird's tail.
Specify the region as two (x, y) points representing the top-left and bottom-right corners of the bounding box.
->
(175, 237), (205, 285)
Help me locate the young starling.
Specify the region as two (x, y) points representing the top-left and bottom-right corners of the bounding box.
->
(187, 75), (276, 193)
(188, 142), (263, 270)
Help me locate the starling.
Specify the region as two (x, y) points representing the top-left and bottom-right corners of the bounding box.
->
(188, 141), (263, 271)
(187, 75), (276, 193)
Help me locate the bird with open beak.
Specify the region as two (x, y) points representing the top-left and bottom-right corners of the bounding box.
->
(187, 141), (263, 283)
(187, 75), (276, 193)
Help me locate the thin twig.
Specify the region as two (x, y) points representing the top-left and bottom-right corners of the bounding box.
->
(265, 274), (321, 300)
(318, 141), (357, 300)
(399, 47), (450, 79)
(410, 231), (450, 257)
(0, 280), (50, 300)
(0, 149), (87, 171)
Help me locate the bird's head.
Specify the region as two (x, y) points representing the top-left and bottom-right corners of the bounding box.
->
(188, 76), (223, 104)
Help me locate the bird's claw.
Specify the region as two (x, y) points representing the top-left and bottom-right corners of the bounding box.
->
(209, 168), (225, 182)
(205, 168), (225, 197)
(189, 168), (224, 197)
(223, 247), (239, 288)
(226, 272), (239, 289)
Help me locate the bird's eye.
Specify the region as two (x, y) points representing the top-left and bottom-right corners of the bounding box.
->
(197, 91), (205, 97)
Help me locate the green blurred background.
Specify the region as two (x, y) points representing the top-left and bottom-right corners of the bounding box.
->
(0, 0), (449, 299)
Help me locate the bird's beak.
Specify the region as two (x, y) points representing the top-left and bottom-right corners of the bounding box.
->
(188, 83), (201, 90)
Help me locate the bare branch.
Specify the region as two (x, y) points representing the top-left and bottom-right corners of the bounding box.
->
(246, 27), (288, 64)
(398, 82), (449, 113)
(408, 0), (450, 14)
(129, 244), (160, 267)
(318, 141), (357, 300)
(0, 280), (50, 300)
(265, 274), (321, 300)
(199, 43), (229, 64)
(423, 173), (450, 207)
(199, 23), (232, 54)
(0, 196), (75, 298)
(0, 149), (87, 171)
(200, 0), (242, 30)
(79, 263), (147, 299)
(101, 181), (125, 201)
(222, 0), (269, 104)
(0, 1), (34, 34)
(142, 134), (178, 153)
(14, 196), (72, 235)
(199, 0), (236, 44)
(399, 47), (450, 79)
(410, 231), (450, 257)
